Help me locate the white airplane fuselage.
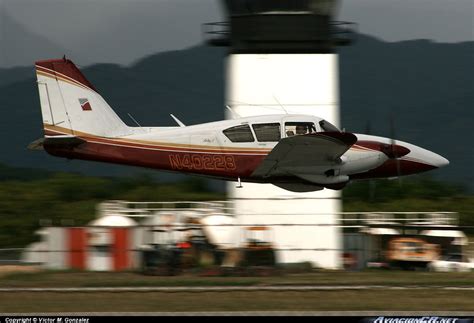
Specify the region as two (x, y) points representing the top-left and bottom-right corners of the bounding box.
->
(43, 114), (448, 191)
(33, 58), (449, 192)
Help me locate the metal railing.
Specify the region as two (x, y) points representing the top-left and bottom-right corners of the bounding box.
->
(97, 200), (234, 219)
(202, 20), (357, 46)
(0, 200), (464, 271)
(97, 200), (458, 226)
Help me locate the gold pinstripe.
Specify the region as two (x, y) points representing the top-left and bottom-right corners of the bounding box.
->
(36, 70), (91, 92)
(43, 124), (272, 153)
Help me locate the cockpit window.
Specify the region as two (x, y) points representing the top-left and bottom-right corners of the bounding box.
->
(252, 123), (281, 142)
(285, 122), (316, 137)
(319, 120), (340, 132)
(223, 124), (255, 143)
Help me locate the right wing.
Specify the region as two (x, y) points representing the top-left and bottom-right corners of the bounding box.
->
(252, 132), (357, 179)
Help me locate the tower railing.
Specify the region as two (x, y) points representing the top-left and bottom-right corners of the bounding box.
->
(202, 20), (357, 47)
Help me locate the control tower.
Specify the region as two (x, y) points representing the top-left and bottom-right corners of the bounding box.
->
(204, 0), (355, 268)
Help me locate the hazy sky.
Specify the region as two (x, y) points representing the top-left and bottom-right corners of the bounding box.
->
(1, 0), (473, 67)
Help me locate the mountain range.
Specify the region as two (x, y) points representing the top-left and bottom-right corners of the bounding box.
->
(0, 33), (472, 189)
(0, 12), (72, 68)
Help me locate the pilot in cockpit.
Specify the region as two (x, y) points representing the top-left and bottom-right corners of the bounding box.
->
(286, 123), (318, 137)
(296, 125), (307, 135)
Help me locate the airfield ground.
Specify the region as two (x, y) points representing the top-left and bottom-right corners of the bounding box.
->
(0, 269), (472, 312)
(1, 290), (473, 313)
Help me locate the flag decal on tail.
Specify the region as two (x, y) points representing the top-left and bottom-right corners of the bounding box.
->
(79, 98), (92, 111)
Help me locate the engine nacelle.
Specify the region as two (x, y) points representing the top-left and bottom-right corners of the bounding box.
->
(296, 173), (350, 185)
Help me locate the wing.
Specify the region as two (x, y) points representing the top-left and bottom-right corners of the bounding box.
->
(28, 135), (86, 150)
(252, 132), (357, 179)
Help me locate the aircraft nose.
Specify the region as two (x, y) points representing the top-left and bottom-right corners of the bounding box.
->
(414, 149), (450, 169)
(430, 153), (450, 168)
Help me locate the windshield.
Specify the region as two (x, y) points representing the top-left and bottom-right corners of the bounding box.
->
(319, 120), (340, 132)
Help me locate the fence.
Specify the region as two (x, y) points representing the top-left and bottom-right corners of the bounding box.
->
(1, 201), (469, 273)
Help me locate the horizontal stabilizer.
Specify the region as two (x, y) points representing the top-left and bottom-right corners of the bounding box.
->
(28, 135), (86, 150)
(27, 138), (46, 151)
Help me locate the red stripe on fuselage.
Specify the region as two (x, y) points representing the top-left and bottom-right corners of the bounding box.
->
(42, 128), (434, 183)
(86, 136), (269, 155)
(42, 125), (270, 155)
(44, 140), (266, 179)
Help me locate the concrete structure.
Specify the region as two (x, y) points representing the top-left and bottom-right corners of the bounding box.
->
(87, 215), (137, 271)
(205, 0), (355, 268)
(21, 215), (138, 271)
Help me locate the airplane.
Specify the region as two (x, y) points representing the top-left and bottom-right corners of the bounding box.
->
(29, 57), (449, 192)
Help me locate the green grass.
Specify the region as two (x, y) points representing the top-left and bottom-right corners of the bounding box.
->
(1, 269), (473, 288)
(1, 266), (473, 312)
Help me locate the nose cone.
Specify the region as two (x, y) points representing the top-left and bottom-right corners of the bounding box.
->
(429, 152), (450, 168)
(390, 142), (449, 176)
(407, 146), (450, 171)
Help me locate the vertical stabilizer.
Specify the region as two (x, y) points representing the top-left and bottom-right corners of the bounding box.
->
(35, 58), (130, 138)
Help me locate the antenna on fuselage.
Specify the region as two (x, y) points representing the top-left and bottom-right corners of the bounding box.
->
(226, 105), (241, 119)
(127, 113), (142, 128)
(272, 95), (289, 114)
(170, 114), (186, 127)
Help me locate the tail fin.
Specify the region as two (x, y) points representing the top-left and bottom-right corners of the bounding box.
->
(35, 57), (130, 138)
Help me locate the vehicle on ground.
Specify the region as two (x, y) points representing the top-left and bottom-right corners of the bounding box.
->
(386, 237), (440, 270)
(428, 254), (474, 272)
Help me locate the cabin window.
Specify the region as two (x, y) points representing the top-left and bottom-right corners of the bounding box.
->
(223, 124), (254, 143)
(285, 122), (316, 137)
(319, 120), (340, 132)
(252, 123), (281, 142)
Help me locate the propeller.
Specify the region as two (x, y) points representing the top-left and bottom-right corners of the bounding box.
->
(365, 116), (409, 194)
(365, 119), (372, 136)
(388, 115), (405, 187)
(378, 116), (410, 160)
(391, 117), (401, 179)
(365, 120), (376, 201)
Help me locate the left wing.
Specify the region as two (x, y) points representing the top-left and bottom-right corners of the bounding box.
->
(252, 132), (357, 181)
